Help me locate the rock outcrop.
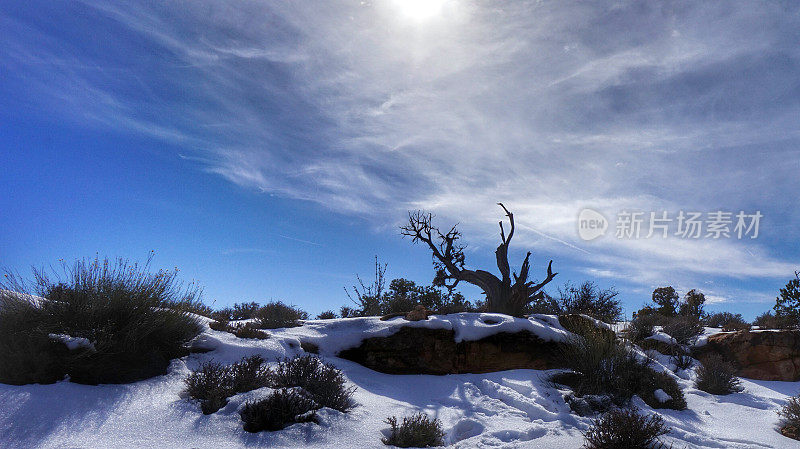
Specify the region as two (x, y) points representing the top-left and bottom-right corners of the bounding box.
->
(337, 326), (563, 375)
(694, 330), (800, 381)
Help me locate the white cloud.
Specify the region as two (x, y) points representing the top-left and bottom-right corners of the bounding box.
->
(4, 0), (799, 301)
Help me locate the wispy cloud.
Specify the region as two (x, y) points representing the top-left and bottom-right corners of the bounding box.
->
(3, 0), (799, 303)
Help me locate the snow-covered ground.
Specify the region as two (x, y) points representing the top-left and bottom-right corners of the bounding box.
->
(1, 315), (799, 448)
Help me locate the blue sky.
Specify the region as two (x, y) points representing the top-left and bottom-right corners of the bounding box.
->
(1, 0), (799, 319)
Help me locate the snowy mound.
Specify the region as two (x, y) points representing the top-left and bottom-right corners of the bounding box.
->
(0, 316), (798, 448)
(271, 313), (572, 356)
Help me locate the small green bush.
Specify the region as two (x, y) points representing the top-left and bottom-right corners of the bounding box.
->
(557, 281), (622, 323)
(209, 319), (229, 332)
(240, 389), (319, 432)
(316, 310), (338, 320)
(557, 326), (686, 410)
(0, 257), (203, 385)
(670, 347), (695, 371)
(211, 301), (261, 321)
(229, 355), (272, 393)
(184, 361), (233, 414)
(382, 413), (445, 448)
(774, 271), (800, 322)
(704, 312), (749, 330)
(626, 315), (659, 344)
(232, 323), (269, 340)
(779, 394), (800, 441)
(695, 354), (743, 395)
(254, 301), (309, 329)
(753, 311), (797, 329)
(344, 264), (477, 317)
(270, 355), (356, 412)
(583, 408), (670, 449)
(184, 355), (272, 414)
(661, 315), (704, 345)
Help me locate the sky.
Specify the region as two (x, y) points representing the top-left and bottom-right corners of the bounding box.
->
(1, 0), (799, 319)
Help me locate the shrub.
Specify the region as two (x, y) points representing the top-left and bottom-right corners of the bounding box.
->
(382, 413), (445, 448)
(779, 394), (800, 441)
(651, 287), (680, 317)
(774, 271), (800, 321)
(704, 312), (750, 331)
(209, 319), (229, 332)
(695, 354), (743, 395)
(254, 301), (309, 329)
(0, 298), (68, 385)
(626, 315), (659, 344)
(381, 278), (476, 315)
(662, 315), (704, 345)
(721, 321), (751, 332)
(212, 301), (261, 321)
(231, 324), (269, 340)
(678, 289), (706, 318)
(240, 389), (319, 432)
(344, 261), (477, 317)
(753, 311), (797, 329)
(670, 348), (695, 371)
(270, 355), (356, 412)
(184, 355), (271, 414)
(316, 310), (338, 320)
(184, 361), (233, 414)
(558, 281), (622, 323)
(0, 257), (203, 385)
(526, 292), (563, 315)
(228, 355), (272, 393)
(164, 296), (215, 318)
(583, 408), (670, 449)
(556, 326), (686, 410)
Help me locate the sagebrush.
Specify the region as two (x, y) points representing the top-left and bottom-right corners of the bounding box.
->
(254, 301), (309, 329)
(694, 354), (743, 395)
(583, 408), (670, 449)
(240, 389), (319, 432)
(556, 325), (686, 411)
(779, 393), (800, 441)
(270, 355), (356, 412)
(184, 355), (272, 414)
(0, 256), (203, 385)
(382, 412), (445, 448)
(661, 315), (704, 345)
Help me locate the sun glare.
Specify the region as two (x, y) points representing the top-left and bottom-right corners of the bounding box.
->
(393, 0), (447, 21)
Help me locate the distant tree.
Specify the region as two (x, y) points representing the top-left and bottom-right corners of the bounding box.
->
(401, 203), (556, 317)
(382, 278), (475, 315)
(753, 310), (796, 329)
(679, 289), (706, 318)
(344, 256), (386, 317)
(527, 292), (563, 315)
(651, 287), (679, 317)
(774, 271), (800, 321)
(558, 281), (621, 323)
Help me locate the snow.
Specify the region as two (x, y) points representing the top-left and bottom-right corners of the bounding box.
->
(272, 313), (572, 356)
(646, 331), (678, 346)
(48, 334), (96, 352)
(1, 315), (800, 448)
(653, 389), (672, 403)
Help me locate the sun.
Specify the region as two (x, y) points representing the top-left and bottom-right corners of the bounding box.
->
(393, 0), (447, 21)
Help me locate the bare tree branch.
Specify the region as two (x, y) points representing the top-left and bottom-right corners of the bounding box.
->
(401, 204), (557, 316)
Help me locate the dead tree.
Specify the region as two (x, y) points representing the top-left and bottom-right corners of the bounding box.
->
(400, 203), (556, 317)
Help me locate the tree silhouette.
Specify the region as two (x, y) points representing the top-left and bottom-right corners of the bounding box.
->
(401, 203), (556, 316)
